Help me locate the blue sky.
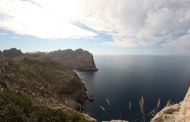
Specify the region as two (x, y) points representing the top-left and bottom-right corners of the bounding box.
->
(0, 0), (190, 55)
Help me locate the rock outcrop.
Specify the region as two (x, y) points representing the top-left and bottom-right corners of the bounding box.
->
(151, 84), (190, 122)
(37, 48), (98, 71)
(2, 48), (23, 59)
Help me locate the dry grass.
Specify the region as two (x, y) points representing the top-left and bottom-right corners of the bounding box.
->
(100, 106), (111, 119)
(146, 108), (155, 118)
(139, 97), (161, 122)
(106, 98), (110, 105)
(156, 99), (161, 114)
(139, 96), (145, 122)
(166, 99), (171, 107)
(100, 97), (165, 121)
(100, 106), (106, 111)
(129, 101), (131, 110)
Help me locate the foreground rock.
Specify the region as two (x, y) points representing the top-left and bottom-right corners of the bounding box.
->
(37, 48), (98, 71)
(151, 84), (190, 122)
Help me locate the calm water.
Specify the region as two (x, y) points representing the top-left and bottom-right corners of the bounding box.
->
(74, 55), (190, 121)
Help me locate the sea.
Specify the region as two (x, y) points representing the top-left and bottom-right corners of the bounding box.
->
(74, 55), (190, 121)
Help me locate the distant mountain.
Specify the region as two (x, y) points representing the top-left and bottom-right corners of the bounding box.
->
(0, 51), (96, 121)
(2, 48), (23, 59)
(3, 48), (98, 71)
(37, 48), (98, 71)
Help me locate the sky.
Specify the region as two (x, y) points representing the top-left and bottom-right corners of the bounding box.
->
(0, 0), (190, 55)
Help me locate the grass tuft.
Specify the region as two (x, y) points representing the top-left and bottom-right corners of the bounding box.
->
(139, 96), (145, 122)
(166, 99), (171, 107)
(106, 98), (110, 105)
(156, 99), (161, 114)
(100, 106), (112, 119)
(129, 101), (131, 110)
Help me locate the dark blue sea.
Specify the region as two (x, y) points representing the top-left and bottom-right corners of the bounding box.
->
(74, 55), (190, 121)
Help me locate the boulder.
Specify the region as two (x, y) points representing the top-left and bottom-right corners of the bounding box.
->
(88, 94), (94, 101)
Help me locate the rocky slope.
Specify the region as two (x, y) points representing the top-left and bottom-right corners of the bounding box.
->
(37, 49), (98, 71)
(151, 84), (190, 122)
(0, 50), (96, 121)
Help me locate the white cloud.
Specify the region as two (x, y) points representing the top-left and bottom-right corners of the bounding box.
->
(10, 37), (19, 39)
(103, 40), (138, 48)
(162, 34), (190, 55)
(0, 0), (190, 53)
(71, 0), (190, 48)
(0, 33), (7, 35)
(0, 0), (96, 39)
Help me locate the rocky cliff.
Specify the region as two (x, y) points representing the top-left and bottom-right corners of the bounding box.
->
(151, 83), (190, 122)
(37, 49), (98, 71)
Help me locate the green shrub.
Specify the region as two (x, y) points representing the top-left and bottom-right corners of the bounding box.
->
(0, 90), (87, 122)
(29, 107), (68, 122)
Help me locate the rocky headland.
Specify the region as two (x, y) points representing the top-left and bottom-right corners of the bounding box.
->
(0, 49), (96, 121)
(37, 48), (98, 71)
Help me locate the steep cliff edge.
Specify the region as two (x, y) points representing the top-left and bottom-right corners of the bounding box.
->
(151, 84), (190, 122)
(37, 49), (98, 71)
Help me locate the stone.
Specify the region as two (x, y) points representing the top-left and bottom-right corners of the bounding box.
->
(88, 94), (94, 101)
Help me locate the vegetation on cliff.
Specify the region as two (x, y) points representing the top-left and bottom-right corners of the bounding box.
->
(0, 51), (96, 121)
(0, 89), (90, 122)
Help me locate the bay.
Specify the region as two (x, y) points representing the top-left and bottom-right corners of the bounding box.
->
(74, 55), (190, 121)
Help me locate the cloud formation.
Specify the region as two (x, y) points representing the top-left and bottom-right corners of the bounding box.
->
(0, 0), (190, 52)
(0, 0), (96, 39)
(10, 37), (19, 39)
(0, 33), (7, 35)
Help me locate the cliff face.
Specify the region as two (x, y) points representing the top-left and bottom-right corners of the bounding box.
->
(151, 86), (190, 122)
(37, 49), (98, 71)
(2, 48), (23, 59)
(0, 52), (88, 111)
